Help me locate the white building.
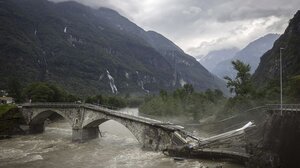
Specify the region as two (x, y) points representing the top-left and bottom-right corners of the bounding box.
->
(0, 97), (14, 104)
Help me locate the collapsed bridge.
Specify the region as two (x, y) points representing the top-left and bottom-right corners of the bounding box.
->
(21, 103), (191, 150)
(21, 103), (300, 166)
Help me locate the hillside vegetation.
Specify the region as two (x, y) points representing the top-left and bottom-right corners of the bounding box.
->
(0, 104), (16, 118)
(0, 0), (226, 96)
(253, 10), (300, 103)
(139, 84), (225, 122)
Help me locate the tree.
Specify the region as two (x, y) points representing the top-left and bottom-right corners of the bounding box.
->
(25, 84), (55, 102)
(214, 89), (224, 99)
(172, 84), (194, 99)
(23, 82), (78, 102)
(107, 96), (127, 108)
(159, 90), (168, 101)
(183, 84), (194, 95)
(224, 60), (253, 97)
(287, 75), (300, 102)
(86, 94), (104, 104)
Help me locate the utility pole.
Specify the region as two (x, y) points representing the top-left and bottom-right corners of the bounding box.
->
(280, 47), (284, 115)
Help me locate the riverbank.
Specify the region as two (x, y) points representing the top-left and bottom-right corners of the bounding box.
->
(0, 104), (16, 117)
(0, 104), (26, 138)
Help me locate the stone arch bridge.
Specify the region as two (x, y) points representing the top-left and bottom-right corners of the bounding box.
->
(21, 103), (191, 150)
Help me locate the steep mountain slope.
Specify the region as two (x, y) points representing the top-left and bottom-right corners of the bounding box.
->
(144, 31), (227, 92)
(212, 34), (280, 79)
(0, 0), (226, 96)
(87, 7), (227, 92)
(199, 48), (239, 72)
(253, 11), (300, 86)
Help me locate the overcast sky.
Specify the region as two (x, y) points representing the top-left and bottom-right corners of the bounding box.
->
(51, 0), (300, 58)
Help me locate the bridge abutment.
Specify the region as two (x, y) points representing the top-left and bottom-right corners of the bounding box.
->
(72, 127), (99, 142)
(246, 109), (300, 167)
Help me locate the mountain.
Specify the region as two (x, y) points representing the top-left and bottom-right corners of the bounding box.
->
(199, 48), (239, 72)
(144, 31), (227, 92)
(212, 34), (280, 79)
(0, 0), (226, 96)
(253, 11), (300, 87)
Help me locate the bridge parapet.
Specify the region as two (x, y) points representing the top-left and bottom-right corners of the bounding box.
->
(22, 102), (81, 108)
(22, 103), (172, 128)
(266, 104), (300, 112)
(22, 102), (121, 110)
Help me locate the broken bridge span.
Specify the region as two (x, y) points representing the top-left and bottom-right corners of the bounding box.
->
(21, 103), (190, 150)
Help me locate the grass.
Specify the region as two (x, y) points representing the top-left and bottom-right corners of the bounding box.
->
(0, 104), (16, 118)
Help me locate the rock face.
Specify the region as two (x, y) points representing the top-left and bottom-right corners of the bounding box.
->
(144, 31), (227, 93)
(253, 11), (300, 87)
(245, 109), (300, 167)
(0, 0), (226, 95)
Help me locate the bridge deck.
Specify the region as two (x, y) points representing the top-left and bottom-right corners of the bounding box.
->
(21, 103), (184, 132)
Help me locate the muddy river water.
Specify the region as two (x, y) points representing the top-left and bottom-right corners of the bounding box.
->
(0, 108), (244, 168)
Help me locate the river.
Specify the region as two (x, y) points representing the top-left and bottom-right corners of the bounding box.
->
(0, 108), (244, 168)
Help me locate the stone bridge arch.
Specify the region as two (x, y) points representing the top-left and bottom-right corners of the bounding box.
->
(29, 109), (74, 134)
(22, 107), (82, 134)
(81, 109), (174, 150)
(31, 109), (74, 126)
(82, 117), (146, 146)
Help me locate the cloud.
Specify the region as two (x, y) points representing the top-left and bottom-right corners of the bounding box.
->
(182, 6), (202, 15)
(50, 0), (300, 56)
